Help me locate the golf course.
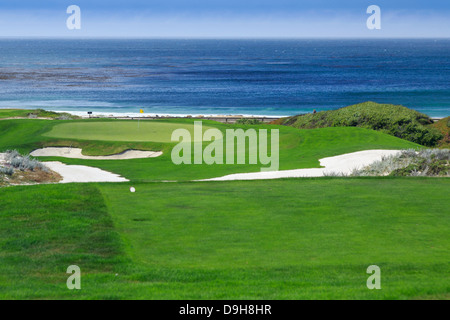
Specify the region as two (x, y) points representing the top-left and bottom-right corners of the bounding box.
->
(0, 109), (448, 299)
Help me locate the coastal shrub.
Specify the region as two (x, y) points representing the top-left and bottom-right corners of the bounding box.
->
(26, 109), (78, 120)
(236, 118), (263, 125)
(352, 148), (449, 177)
(430, 116), (450, 148)
(323, 171), (348, 177)
(4, 150), (48, 172)
(0, 166), (14, 175)
(56, 114), (73, 120)
(4, 150), (20, 160)
(281, 102), (443, 147)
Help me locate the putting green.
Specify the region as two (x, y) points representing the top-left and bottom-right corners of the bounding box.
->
(43, 121), (216, 143)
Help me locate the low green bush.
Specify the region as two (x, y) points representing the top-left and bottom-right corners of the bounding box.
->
(235, 118), (263, 125)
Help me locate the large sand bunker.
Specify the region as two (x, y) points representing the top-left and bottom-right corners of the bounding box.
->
(31, 147), (162, 160)
(44, 161), (129, 183)
(2, 152), (128, 184)
(201, 150), (401, 181)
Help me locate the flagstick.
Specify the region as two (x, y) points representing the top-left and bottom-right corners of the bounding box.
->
(138, 109), (143, 129)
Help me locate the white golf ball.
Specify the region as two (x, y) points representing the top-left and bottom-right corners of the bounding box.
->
(130, 187), (136, 193)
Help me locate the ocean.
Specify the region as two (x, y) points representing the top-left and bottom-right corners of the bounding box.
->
(0, 39), (449, 117)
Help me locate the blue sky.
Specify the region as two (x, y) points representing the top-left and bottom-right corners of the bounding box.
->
(0, 0), (449, 37)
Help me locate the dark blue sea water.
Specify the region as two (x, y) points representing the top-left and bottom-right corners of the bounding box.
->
(0, 39), (449, 117)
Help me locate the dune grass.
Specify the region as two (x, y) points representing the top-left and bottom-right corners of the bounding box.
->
(0, 179), (448, 299)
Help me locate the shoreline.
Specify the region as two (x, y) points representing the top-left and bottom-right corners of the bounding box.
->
(0, 107), (447, 123)
(49, 109), (448, 123)
(54, 110), (287, 119)
(52, 110), (284, 123)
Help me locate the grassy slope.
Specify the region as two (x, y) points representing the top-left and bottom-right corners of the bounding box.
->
(0, 109), (76, 119)
(0, 116), (446, 300)
(281, 102), (443, 147)
(0, 119), (420, 181)
(101, 179), (449, 299)
(0, 184), (128, 299)
(431, 116), (450, 148)
(0, 179), (448, 299)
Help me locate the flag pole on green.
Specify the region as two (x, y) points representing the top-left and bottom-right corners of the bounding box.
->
(138, 109), (144, 129)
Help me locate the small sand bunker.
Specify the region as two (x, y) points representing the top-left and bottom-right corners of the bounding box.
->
(31, 147), (162, 160)
(201, 150), (402, 181)
(44, 161), (129, 183)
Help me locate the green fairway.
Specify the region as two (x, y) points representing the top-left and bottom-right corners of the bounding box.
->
(0, 178), (448, 299)
(1, 115), (446, 300)
(0, 184), (128, 299)
(44, 121), (216, 143)
(0, 118), (420, 181)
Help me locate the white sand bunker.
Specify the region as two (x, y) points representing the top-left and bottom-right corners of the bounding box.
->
(201, 150), (401, 181)
(44, 161), (129, 183)
(31, 147), (162, 160)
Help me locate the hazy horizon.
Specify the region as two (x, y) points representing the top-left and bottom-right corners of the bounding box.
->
(0, 1), (449, 38)
(1, 36), (450, 40)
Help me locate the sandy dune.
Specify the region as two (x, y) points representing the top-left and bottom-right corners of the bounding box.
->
(200, 150), (401, 181)
(31, 147), (162, 160)
(44, 161), (129, 183)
